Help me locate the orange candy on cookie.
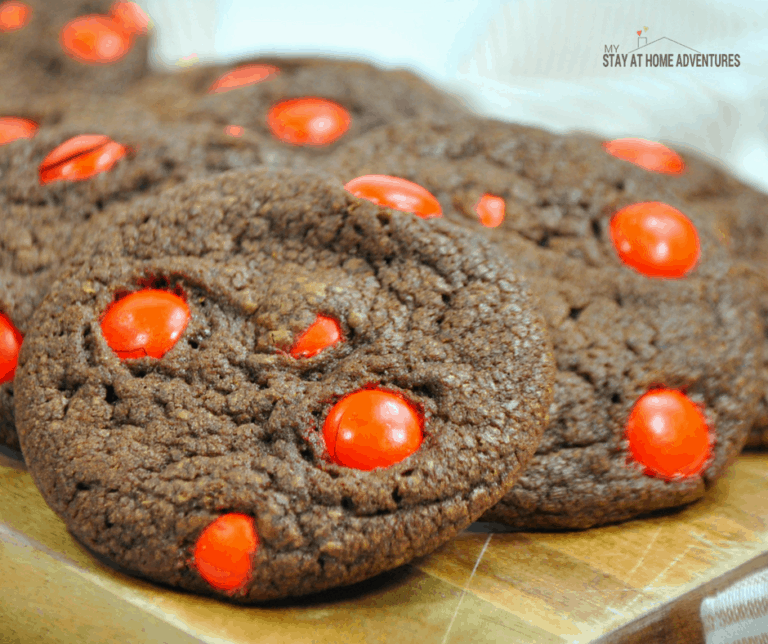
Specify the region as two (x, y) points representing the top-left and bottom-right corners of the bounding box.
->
(208, 63), (279, 94)
(625, 389), (711, 480)
(267, 97), (350, 146)
(193, 513), (259, 592)
(0, 1), (30, 32)
(0, 116), (38, 146)
(60, 15), (132, 65)
(610, 202), (700, 278)
(109, 1), (150, 36)
(344, 175), (442, 219)
(0, 313), (23, 385)
(290, 314), (342, 359)
(474, 193), (505, 228)
(39, 134), (128, 184)
(100, 290), (190, 360)
(603, 138), (686, 175)
(323, 389), (423, 470)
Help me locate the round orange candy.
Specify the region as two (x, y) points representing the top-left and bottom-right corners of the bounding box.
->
(625, 389), (710, 480)
(193, 513), (259, 592)
(224, 125), (244, 137)
(0, 116), (38, 146)
(610, 202), (700, 278)
(603, 138), (686, 175)
(344, 175), (442, 219)
(290, 314), (342, 359)
(267, 97), (350, 147)
(0, 1), (30, 32)
(208, 63), (279, 94)
(109, 1), (150, 35)
(323, 389), (423, 470)
(60, 15), (132, 65)
(474, 194), (505, 227)
(39, 134), (128, 184)
(0, 313), (23, 385)
(100, 290), (190, 360)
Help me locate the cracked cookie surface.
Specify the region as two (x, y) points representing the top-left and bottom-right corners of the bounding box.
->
(327, 117), (763, 529)
(14, 167), (554, 601)
(0, 100), (266, 450)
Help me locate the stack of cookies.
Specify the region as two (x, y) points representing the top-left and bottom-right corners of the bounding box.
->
(2, 0), (767, 603)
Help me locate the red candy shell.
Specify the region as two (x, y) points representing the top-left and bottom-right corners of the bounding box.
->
(603, 138), (686, 175)
(474, 193), (505, 228)
(193, 514), (259, 592)
(109, 1), (150, 35)
(208, 63), (279, 94)
(0, 1), (30, 32)
(60, 15), (132, 65)
(625, 389), (711, 480)
(290, 315), (342, 359)
(323, 389), (423, 470)
(267, 97), (350, 147)
(0, 116), (38, 146)
(344, 175), (442, 219)
(0, 313), (23, 385)
(100, 290), (190, 360)
(39, 134), (128, 184)
(610, 202), (700, 278)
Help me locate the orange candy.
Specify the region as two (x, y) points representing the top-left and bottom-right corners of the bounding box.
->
(208, 63), (279, 94)
(193, 513), (259, 592)
(0, 313), (23, 385)
(39, 134), (128, 184)
(109, 1), (150, 35)
(100, 290), (190, 360)
(323, 389), (423, 470)
(0, 1), (30, 32)
(0, 116), (38, 146)
(625, 389), (711, 480)
(474, 193), (505, 227)
(603, 138), (686, 175)
(290, 314), (342, 359)
(267, 97), (350, 147)
(60, 15), (132, 65)
(344, 175), (442, 219)
(610, 202), (700, 278)
(224, 125), (244, 137)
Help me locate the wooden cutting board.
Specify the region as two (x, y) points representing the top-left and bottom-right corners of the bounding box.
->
(2, 447), (767, 644)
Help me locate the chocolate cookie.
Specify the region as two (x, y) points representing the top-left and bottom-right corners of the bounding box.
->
(131, 56), (468, 159)
(0, 0), (150, 101)
(14, 167), (555, 601)
(326, 117), (763, 529)
(0, 100), (265, 450)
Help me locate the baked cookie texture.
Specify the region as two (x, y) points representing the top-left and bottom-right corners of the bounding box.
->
(132, 57), (469, 153)
(688, 189), (768, 449)
(14, 168), (555, 601)
(0, 100), (263, 450)
(326, 117), (764, 529)
(0, 0), (150, 101)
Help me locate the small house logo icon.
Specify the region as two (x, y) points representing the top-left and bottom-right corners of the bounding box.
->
(636, 26), (649, 47)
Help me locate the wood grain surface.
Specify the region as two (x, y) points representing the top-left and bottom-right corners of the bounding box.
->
(2, 448), (767, 644)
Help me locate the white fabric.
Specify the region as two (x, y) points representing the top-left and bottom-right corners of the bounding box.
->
(701, 568), (768, 643)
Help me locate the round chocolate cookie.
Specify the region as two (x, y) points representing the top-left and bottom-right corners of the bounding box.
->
(326, 116), (763, 529)
(0, 99), (265, 450)
(131, 56), (468, 157)
(0, 0), (150, 101)
(14, 167), (555, 601)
